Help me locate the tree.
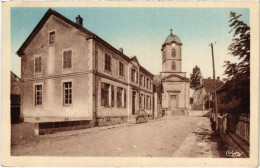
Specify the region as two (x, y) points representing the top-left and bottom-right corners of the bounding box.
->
(223, 11), (250, 113)
(190, 66), (202, 90)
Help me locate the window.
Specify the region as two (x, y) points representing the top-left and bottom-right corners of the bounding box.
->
(35, 57), (42, 73)
(63, 82), (72, 105)
(146, 95), (151, 110)
(101, 82), (114, 107)
(172, 48), (176, 57)
(63, 50), (72, 69)
(146, 78), (150, 89)
(117, 87), (126, 108)
(139, 74), (143, 86)
(49, 31), (55, 45)
(35, 85), (42, 106)
(131, 68), (136, 82)
(140, 94), (144, 108)
(143, 76), (146, 87)
(119, 62), (124, 77)
(136, 72), (138, 84)
(172, 61), (176, 70)
(105, 54), (111, 72)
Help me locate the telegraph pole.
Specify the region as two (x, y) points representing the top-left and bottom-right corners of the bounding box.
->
(210, 42), (218, 131)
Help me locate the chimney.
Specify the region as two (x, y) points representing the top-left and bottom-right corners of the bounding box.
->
(208, 77), (211, 79)
(217, 76), (220, 80)
(76, 15), (83, 26)
(119, 47), (123, 53)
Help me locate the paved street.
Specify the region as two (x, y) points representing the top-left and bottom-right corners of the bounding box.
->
(11, 116), (228, 157)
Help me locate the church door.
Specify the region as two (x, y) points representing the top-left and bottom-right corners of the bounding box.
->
(169, 95), (178, 110)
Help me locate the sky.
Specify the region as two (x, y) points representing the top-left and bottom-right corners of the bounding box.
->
(11, 7), (249, 80)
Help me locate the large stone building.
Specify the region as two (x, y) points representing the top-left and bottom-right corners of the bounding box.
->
(17, 9), (156, 134)
(159, 30), (190, 115)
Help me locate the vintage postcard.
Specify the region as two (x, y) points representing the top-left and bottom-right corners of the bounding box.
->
(2, 1), (259, 167)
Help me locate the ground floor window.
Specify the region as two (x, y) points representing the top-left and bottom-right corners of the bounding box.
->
(101, 82), (114, 107)
(117, 87), (126, 108)
(63, 82), (72, 105)
(35, 85), (42, 106)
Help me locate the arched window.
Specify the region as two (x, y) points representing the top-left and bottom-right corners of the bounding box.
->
(172, 48), (176, 57)
(172, 61), (176, 70)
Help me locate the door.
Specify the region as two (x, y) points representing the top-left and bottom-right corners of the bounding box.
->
(132, 91), (136, 115)
(170, 95), (177, 110)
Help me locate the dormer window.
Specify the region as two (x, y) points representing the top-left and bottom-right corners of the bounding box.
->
(49, 31), (55, 45)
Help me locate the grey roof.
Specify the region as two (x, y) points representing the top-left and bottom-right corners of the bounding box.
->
(164, 33), (181, 44)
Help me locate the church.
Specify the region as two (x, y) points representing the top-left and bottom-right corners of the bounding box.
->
(157, 30), (190, 115)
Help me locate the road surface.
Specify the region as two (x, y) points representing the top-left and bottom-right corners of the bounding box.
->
(11, 116), (228, 157)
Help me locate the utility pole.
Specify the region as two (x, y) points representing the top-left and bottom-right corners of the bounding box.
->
(210, 42), (218, 131)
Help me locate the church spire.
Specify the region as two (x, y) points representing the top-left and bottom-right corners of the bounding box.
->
(170, 28), (173, 35)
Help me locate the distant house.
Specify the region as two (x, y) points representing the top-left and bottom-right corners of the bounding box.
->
(192, 77), (224, 110)
(11, 71), (21, 123)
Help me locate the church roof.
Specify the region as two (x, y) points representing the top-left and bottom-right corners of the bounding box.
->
(164, 33), (181, 44)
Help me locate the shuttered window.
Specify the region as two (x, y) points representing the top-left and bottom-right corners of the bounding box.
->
(105, 54), (111, 72)
(119, 62), (124, 77)
(63, 50), (72, 69)
(35, 57), (42, 73)
(117, 87), (126, 108)
(101, 82), (114, 107)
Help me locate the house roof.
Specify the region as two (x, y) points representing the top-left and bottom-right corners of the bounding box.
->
(195, 78), (224, 93)
(16, 8), (154, 77)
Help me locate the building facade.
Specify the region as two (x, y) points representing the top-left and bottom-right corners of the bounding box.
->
(159, 31), (190, 115)
(17, 9), (154, 134)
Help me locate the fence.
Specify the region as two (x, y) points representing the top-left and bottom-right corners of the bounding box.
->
(227, 113), (249, 143)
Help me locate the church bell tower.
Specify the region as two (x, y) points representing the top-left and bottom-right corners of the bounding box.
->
(161, 29), (182, 73)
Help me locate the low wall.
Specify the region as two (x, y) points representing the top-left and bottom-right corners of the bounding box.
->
(38, 120), (94, 135)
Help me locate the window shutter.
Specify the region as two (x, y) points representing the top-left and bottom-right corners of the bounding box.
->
(136, 72), (138, 84)
(149, 96), (151, 109)
(101, 82), (105, 106)
(144, 95), (146, 109)
(117, 87), (120, 107)
(124, 88), (127, 108)
(111, 85), (114, 107)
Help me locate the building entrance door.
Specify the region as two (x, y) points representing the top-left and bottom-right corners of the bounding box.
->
(170, 95), (178, 110)
(132, 91), (136, 115)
